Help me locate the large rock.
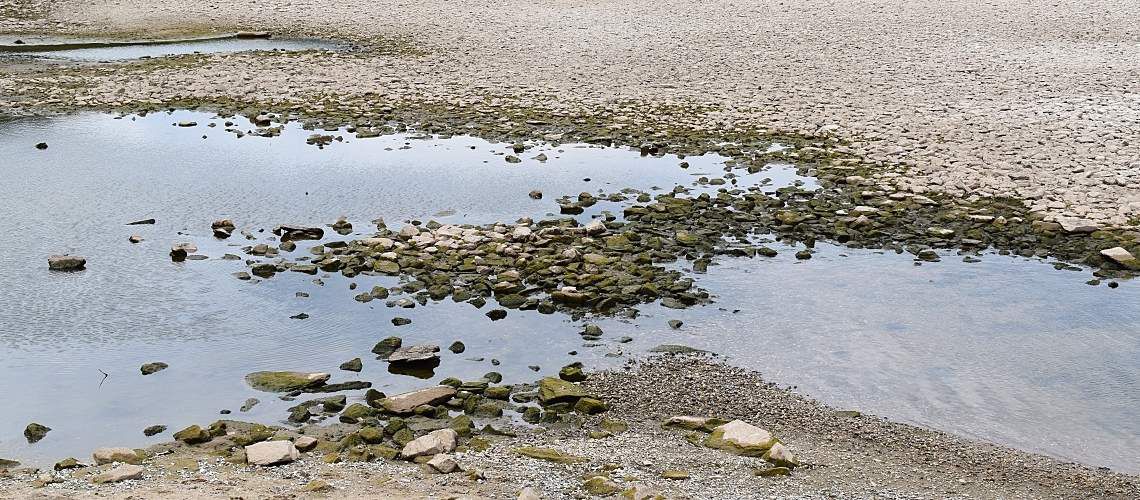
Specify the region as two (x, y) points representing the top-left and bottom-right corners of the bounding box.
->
(1101, 247), (1140, 269)
(537, 377), (586, 405)
(48, 255), (85, 271)
(387, 344), (440, 364)
(244, 371), (330, 392)
(245, 440), (299, 466)
(705, 420), (776, 456)
(399, 429), (457, 459)
(381, 386), (456, 414)
(92, 447), (141, 465)
(91, 464), (144, 483)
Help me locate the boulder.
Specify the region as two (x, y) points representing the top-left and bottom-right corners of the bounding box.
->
(47, 255), (85, 271)
(24, 422), (50, 443)
(91, 464), (144, 484)
(244, 371), (330, 392)
(1101, 247), (1140, 269)
(399, 429), (457, 459)
(245, 440), (299, 466)
(92, 447), (141, 465)
(705, 420), (776, 456)
(382, 386), (457, 414)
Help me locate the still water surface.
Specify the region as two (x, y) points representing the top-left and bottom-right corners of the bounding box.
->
(0, 111), (1136, 472)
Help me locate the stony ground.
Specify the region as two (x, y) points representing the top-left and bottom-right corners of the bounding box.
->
(2, 0), (1140, 227)
(3, 356), (1136, 499)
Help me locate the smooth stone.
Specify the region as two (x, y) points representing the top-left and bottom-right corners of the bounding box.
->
(245, 440), (300, 466)
(705, 420), (776, 456)
(244, 371), (330, 392)
(92, 447), (141, 465)
(382, 386), (457, 414)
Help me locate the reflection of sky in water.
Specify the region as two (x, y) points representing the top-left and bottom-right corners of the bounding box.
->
(0, 111), (1137, 474)
(6, 38), (340, 61)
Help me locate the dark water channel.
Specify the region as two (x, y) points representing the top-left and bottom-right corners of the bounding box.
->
(1, 36), (340, 61)
(0, 111), (1136, 473)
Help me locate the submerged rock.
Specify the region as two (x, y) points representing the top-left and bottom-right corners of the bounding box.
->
(47, 255), (85, 271)
(244, 371), (330, 392)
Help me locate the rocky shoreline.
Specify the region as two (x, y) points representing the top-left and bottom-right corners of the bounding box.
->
(2, 355), (1136, 499)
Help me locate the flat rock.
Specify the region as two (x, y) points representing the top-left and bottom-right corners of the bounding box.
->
(91, 464), (143, 484)
(1057, 217), (1099, 233)
(538, 377), (586, 404)
(245, 440), (299, 466)
(48, 255), (85, 271)
(1101, 247), (1140, 269)
(399, 429), (457, 459)
(382, 386), (456, 414)
(387, 344), (440, 364)
(245, 371), (330, 392)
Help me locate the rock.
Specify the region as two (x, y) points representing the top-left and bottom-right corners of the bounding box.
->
(1101, 247), (1140, 269)
(244, 371), (330, 392)
(663, 415), (726, 431)
(143, 425), (166, 437)
(559, 362), (587, 382)
(387, 344), (440, 364)
(486, 308), (508, 320)
(294, 436), (318, 451)
(705, 420), (776, 456)
(371, 336), (403, 358)
(668, 319), (683, 329)
(47, 255), (85, 271)
(426, 453), (461, 473)
(245, 440), (299, 466)
(35, 142), (47, 150)
(126, 218), (156, 225)
(93, 447), (141, 465)
(762, 442), (799, 468)
(538, 377), (587, 404)
(448, 341), (465, 353)
(649, 344), (706, 354)
(515, 447), (587, 464)
(240, 398), (260, 412)
(53, 458), (81, 470)
(528, 190), (543, 199)
(177, 121), (197, 127)
(518, 487), (542, 500)
(382, 386), (457, 414)
(573, 397), (608, 414)
(128, 235), (143, 243)
(339, 358), (363, 372)
(1057, 217), (1099, 234)
(92, 464), (144, 483)
(273, 225), (324, 241)
(173, 425), (211, 445)
(583, 476), (621, 495)
(754, 467), (792, 477)
(661, 469), (690, 480)
(170, 242), (197, 262)
(140, 362), (168, 375)
(302, 480), (333, 492)
(399, 429), (457, 459)
(20, 422), (51, 445)
(505, 155), (522, 163)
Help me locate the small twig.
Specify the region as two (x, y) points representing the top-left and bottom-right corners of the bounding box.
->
(98, 369), (109, 387)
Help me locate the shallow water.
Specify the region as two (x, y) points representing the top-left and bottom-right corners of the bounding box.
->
(2, 37), (340, 61)
(0, 111), (1137, 473)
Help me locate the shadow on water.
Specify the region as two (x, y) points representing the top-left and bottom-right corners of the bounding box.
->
(0, 111), (1136, 473)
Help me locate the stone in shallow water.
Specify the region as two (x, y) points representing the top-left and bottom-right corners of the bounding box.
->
(244, 371), (330, 392)
(140, 362), (168, 375)
(24, 422), (50, 443)
(387, 344), (440, 364)
(47, 255), (85, 271)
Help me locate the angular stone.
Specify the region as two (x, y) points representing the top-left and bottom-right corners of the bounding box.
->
(387, 344), (440, 364)
(538, 377), (586, 405)
(705, 420), (776, 456)
(426, 453), (461, 473)
(91, 464), (143, 483)
(382, 386), (457, 414)
(399, 429), (457, 459)
(245, 440), (299, 466)
(1101, 247), (1140, 269)
(762, 442), (799, 468)
(294, 436), (319, 452)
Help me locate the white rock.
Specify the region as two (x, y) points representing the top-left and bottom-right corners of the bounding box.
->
(426, 453), (461, 473)
(706, 420), (776, 455)
(518, 487), (542, 500)
(1057, 217), (1099, 233)
(400, 429), (457, 459)
(398, 225), (420, 238)
(1101, 247), (1139, 268)
(245, 440), (299, 466)
(91, 464), (143, 483)
(583, 219), (607, 235)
